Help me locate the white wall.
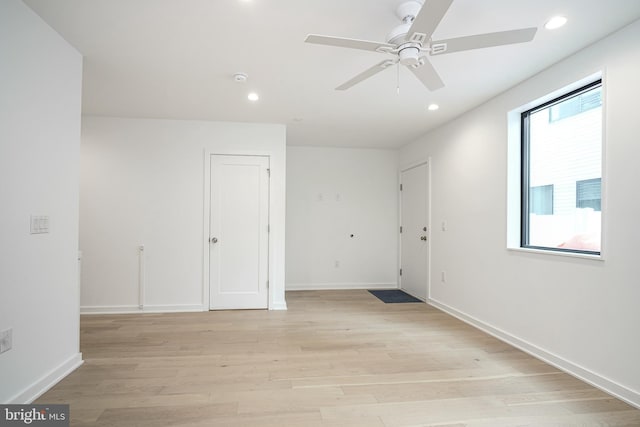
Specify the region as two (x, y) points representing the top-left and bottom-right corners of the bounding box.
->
(286, 146), (398, 290)
(80, 117), (287, 312)
(400, 20), (640, 406)
(0, 0), (83, 403)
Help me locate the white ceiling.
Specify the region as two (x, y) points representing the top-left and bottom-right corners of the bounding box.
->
(24, 0), (640, 148)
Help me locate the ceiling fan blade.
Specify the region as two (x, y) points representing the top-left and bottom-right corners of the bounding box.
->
(431, 27), (537, 56)
(305, 34), (394, 53)
(336, 59), (397, 91)
(408, 0), (454, 41)
(408, 59), (445, 91)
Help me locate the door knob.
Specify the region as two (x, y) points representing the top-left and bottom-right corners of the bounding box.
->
(210, 237), (218, 244)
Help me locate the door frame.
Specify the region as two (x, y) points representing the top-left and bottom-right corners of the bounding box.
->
(398, 158), (432, 302)
(202, 150), (272, 310)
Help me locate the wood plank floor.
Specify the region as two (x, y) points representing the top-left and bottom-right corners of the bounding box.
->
(37, 290), (640, 426)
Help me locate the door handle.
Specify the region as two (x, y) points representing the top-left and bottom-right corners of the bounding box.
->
(210, 237), (218, 244)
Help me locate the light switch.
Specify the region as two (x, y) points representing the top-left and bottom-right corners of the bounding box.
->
(30, 215), (50, 234)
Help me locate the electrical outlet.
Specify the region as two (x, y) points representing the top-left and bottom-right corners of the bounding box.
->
(441, 271), (446, 283)
(0, 328), (12, 354)
(334, 260), (340, 268)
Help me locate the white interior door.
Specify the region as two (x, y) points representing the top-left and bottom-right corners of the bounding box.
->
(400, 162), (429, 301)
(209, 155), (269, 310)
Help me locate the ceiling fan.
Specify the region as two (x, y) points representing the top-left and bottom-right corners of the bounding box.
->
(305, 0), (537, 91)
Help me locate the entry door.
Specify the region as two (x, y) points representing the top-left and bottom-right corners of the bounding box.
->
(400, 162), (429, 301)
(209, 155), (269, 310)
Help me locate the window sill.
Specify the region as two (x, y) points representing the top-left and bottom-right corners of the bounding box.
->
(507, 246), (604, 261)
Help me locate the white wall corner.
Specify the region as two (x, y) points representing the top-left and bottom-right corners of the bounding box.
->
(1, 0), (82, 405)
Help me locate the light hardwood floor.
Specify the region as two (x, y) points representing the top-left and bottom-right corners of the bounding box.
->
(38, 290), (640, 426)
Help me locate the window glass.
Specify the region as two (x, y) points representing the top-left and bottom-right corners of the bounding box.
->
(522, 81), (602, 254)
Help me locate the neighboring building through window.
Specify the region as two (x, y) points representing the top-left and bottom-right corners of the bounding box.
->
(576, 178), (601, 211)
(521, 80), (602, 254)
(549, 89), (602, 123)
(530, 184), (554, 215)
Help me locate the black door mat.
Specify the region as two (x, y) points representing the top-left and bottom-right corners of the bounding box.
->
(368, 289), (423, 303)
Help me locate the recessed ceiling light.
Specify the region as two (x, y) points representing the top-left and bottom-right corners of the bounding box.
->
(248, 92), (259, 102)
(428, 104), (439, 111)
(545, 16), (567, 30)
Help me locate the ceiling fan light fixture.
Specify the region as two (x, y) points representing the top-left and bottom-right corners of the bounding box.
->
(398, 46), (421, 66)
(545, 16), (567, 30)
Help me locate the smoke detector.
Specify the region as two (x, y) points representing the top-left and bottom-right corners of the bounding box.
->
(233, 73), (248, 83)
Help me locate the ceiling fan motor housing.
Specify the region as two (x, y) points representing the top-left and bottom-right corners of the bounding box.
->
(395, 0), (424, 21)
(387, 22), (412, 44)
(388, 0), (424, 44)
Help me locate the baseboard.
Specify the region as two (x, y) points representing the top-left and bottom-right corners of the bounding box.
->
(9, 353), (83, 404)
(270, 300), (288, 310)
(81, 304), (205, 314)
(81, 302), (288, 313)
(428, 298), (640, 410)
(286, 283), (397, 291)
